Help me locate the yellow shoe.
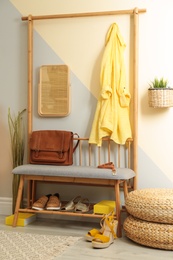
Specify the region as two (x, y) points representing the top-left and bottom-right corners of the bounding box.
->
(85, 211), (115, 242)
(92, 212), (118, 249)
(85, 228), (102, 242)
(85, 214), (106, 242)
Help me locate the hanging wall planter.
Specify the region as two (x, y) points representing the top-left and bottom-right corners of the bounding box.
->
(148, 78), (173, 108)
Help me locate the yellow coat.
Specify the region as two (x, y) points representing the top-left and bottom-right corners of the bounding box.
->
(89, 23), (132, 146)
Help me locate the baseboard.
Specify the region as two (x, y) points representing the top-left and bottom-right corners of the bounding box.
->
(0, 197), (12, 216)
(0, 197), (28, 216)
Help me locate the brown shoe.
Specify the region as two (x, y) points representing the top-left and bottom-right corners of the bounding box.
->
(97, 162), (116, 174)
(32, 194), (51, 210)
(46, 193), (61, 210)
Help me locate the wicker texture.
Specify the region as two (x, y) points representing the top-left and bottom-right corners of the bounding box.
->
(125, 188), (173, 224)
(148, 88), (173, 108)
(124, 215), (173, 250)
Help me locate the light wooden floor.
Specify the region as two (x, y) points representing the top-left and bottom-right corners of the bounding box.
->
(0, 215), (173, 260)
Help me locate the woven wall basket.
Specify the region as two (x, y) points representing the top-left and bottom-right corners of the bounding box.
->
(148, 88), (173, 108)
(125, 188), (173, 224)
(124, 215), (173, 250)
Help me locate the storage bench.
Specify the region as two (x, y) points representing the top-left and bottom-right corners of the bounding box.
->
(12, 137), (135, 238)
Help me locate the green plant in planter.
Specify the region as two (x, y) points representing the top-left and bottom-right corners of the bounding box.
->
(149, 77), (168, 89)
(8, 108), (26, 213)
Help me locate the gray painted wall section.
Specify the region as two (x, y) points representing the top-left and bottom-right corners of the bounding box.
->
(0, 0), (27, 197)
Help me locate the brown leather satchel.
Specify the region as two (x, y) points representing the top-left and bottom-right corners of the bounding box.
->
(29, 130), (79, 165)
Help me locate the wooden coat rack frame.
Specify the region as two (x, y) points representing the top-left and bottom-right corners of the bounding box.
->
(22, 7), (146, 189)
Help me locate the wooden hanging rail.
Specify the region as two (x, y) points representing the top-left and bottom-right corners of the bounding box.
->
(21, 8), (146, 21)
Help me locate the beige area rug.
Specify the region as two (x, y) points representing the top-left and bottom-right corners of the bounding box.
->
(0, 230), (81, 260)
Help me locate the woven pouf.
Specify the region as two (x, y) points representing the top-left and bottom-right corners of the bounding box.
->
(124, 215), (173, 250)
(125, 188), (173, 224)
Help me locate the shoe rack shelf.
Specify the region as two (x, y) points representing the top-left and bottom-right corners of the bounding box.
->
(18, 208), (104, 219)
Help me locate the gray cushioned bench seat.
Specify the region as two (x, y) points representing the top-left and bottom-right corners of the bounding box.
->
(12, 164), (135, 180)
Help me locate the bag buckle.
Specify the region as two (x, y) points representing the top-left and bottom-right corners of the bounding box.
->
(58, 151), (64, 159)
(34, 150), (39, 158)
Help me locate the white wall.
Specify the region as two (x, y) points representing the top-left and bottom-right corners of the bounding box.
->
(1, 0), (173, 215)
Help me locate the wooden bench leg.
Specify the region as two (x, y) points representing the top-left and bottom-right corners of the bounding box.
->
(12, 175), (24, 227)
(27, 180), (36, 207)
(115, 180), (122, 238)
(123, 180), (128, 199)
(27, 180), (32, 208)
(32, 180), (36, 204)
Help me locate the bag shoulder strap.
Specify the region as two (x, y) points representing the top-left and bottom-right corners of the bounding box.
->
(73, 133), (80, 153)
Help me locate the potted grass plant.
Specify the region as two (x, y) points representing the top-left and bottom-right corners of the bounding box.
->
(8, 108), (26, 213)
(148, 77), (173, 108)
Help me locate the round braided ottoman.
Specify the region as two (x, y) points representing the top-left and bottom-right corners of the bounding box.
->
(125, 188), (173, 224)
(123, 188), (173, 250)
(124, 215), (173, 250)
